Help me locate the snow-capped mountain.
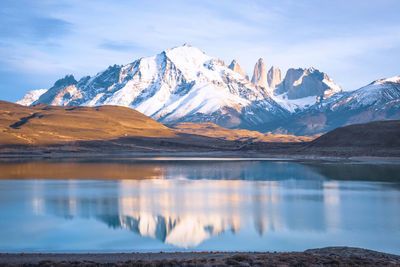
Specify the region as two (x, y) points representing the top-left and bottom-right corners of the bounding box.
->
(19, 44), (398, 135)
(23, 45), (341, 130)
(29, 45), (291, 128)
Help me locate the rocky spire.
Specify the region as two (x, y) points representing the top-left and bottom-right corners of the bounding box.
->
(251, 58), (268, 88)
(267, 66), (282, 90)
(228, 59), (248, 80)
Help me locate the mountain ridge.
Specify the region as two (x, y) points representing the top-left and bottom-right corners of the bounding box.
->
(18, 45), (400, 135)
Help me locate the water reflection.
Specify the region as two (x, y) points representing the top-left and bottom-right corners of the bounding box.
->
(24, 178), (398, 249)
(0, 159), (399, 252)
(2, 159), (399, 182)
(0, 162), (163, 180)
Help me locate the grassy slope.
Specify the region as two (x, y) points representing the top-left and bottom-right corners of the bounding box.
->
(0, 101), (175, 146)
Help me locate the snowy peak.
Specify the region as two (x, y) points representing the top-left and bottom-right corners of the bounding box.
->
(276, 68), (342, 100)
(251, 58), (268, 88)
(372, 75), (400, 85)
(162, 45), (212, 80)
(17, 89), (47, 106)
(228, 59), (249, 80)
(164, 44), (209, 62)
(267, 66), (282, 90)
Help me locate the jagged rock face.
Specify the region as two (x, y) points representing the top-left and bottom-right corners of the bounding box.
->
(267, 66), (282, 90)
(228, 59), (248, 80)
(34, 75), (81, 106)
(251, 58), (268, 88)
(275, 68), (342, 100)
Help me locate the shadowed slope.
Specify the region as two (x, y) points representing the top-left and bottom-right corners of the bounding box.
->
(0, 101), (175, 146)
(310, 120), (400, 148)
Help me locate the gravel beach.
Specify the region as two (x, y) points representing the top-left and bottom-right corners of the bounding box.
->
(1, 247), (399, 266)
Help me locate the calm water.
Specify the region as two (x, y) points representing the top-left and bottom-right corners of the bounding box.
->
(0, 158), (399, 253)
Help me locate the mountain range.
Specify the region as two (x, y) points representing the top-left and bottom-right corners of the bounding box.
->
(18, 44), (400, 135)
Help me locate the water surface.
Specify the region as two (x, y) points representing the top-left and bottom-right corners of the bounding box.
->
(0, 159), (399, 253)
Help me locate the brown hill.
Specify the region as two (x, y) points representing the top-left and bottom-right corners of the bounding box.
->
(309, 120), (400, 148)
(171, 122), (316, 142)
(0, 101), (175, 146)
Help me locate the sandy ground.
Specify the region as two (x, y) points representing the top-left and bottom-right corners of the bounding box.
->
(0, 247), (399, 266)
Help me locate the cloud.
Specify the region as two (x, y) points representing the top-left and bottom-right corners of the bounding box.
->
(98, 40), (145, 52)
(28, 17), (72, 40)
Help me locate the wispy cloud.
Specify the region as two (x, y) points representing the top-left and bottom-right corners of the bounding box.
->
(98, 40), (147, 52)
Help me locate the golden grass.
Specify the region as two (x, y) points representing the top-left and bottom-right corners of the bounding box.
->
(172, 122), (318, 142)
(0, 101), (175, 146)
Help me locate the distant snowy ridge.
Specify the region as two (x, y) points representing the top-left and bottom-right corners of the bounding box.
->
(272, 74), (400, 135)
(374, 75), (400, 84)
(313, 74), (400, 112)
(17, 89), (47, 106)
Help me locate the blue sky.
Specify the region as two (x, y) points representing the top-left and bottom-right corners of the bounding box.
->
(1, 0), (399, 101)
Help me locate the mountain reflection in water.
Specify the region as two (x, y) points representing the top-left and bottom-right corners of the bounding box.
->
(34, 180), (296, 248)
(1, 159), (400, 252)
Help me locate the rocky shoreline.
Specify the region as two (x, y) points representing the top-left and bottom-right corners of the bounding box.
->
(0, 247), (399, 266)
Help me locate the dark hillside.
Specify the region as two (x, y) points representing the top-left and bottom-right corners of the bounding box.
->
(310, 120), (400, 148)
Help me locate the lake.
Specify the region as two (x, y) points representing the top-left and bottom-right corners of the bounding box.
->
(0, 158), (399, 254)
